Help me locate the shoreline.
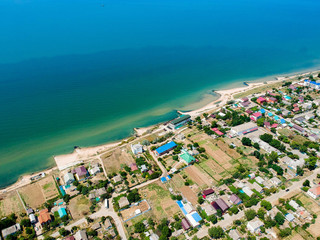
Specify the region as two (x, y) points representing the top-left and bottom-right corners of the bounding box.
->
(1, 69), (319, 194)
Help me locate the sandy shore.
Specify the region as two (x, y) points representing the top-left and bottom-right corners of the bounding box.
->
(1, 69), (318, 194)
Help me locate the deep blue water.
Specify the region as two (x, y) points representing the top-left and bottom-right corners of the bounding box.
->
(0, 0), (320, 188)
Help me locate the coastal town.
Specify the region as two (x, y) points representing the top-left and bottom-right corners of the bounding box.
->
(1, 71), (320, 240)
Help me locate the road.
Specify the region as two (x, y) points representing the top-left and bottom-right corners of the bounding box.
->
(191, 168), (320, 239)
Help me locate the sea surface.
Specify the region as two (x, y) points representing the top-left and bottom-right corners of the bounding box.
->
(1, 0), (320, 188)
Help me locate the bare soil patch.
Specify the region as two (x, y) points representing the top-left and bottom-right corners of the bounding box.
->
(0, 192), (24, 217)
(185, 166), (209, 187)
(101, 148), (135, 175)
(68, 195), (90, 220)
(38, 177), (59, 201)
(216, 140), (241, 159)
(19, 183), (46, 209)
(179, 186), (198, 205)
(121, 200), (150, 222)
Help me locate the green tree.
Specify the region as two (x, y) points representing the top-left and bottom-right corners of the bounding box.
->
(296, 166), (304, 176)
(303, 180), (310, 187)
(260, 200), (272, 211)
(245, 209), (256, 221)
(241, 137), (252, 146)
(197, 196), (204, 204)
(305, 156), (317, 170)
(208, 226), (224, 239)
(275, 212), (285, 225)
(59, 228), (70, 237)
(134, 222), (145, 233)
(257, 208), (266, 220)
(20, 218), (31, 227)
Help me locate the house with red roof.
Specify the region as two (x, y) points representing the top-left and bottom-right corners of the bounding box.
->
(130, 163), (138, 171)
(211, 199), (229, 213)
(293, 107), (300, 112)
(257, 97), (266, 105)
(212, 128), (224, 136)
(38, 209), (51, 225)
(307, 186), (320, 199)
(250, 112), (262, 122)
(202, 189), (215, 198)
(267, 97), (277, 104)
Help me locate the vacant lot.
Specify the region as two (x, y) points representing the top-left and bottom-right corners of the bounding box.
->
(216, 140), (241, 160)
(38, 177), (59, 201)
(19, 183), (46, 209)
(69, 195), (90, 220)
(185, 165), (211, 188)
(101, 148), (135, 174)
(139, 182), (179, 221)
(179, 186), (198, 205)
(121, 200), (150, 222)
(0, 192), (24, 217)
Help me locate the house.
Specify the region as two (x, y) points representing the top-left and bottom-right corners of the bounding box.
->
(29, 214), (36, 224)
(58, 207), (67, 218)
(309, 134), (320, 142)
(1, 224), (21, 239)
(91, 223), (101, 231)
(247, 218), (264, 233)
(75, 166), (88, 180)
(65, 237), (75, 240)
(168, 115), (191, 129)
(203, 189), (215, 198)
(104, 218), (112, 229)
(305, 113), (315, 120)
(307, 186), (320, 199)
(255, 176), (265, 185)
(257, 97), (267, 105)
(26, 208), (34, 215)
(212, 128), (224, 136)
(140, 164), (148, 173)
(89, 165), (100, 175)
(211, 198), (229, 212)
(74, 230), (88, 240)
(239, 101), (251, 108)
(155, 141), (177, 156)
(293, 107), (300, 112)
(181, 218), (191, 230)
(131, 143), (143, 155)
(270, 177), (281, 186)
(228, 229), (241, 240)
(267, 97), (277, 104)
(113, 174), (122, 183)
(230, 122), (258, 137)
(149, 233), (160, 240)
(186, 211), (202, 228)
(285, 213), (295, 222)
(242, 187), (254, 197)
(241, 97), (249, 102)
(64, 172), (75, 185)
(130, 163), (139, 171)
(179, 151), (196, 165)
(202, 202), (216, 216)
(38, 209), (51, 225)
(250, 112), (262, 122)
(292, 124), (305, 134)
(118, 196), (130, 208)
(302, 102), (312, 110)
(289, 200), (300, 210)
(229, 194), (242, 205)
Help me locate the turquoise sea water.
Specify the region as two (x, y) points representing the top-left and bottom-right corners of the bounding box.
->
(1, 0), (320, 188)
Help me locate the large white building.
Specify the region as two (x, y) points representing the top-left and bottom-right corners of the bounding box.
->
(230, 122), (258, 137)
(131, 143), (143, 155)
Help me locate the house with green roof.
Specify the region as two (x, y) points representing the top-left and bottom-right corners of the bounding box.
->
(179, 151), (196, 165)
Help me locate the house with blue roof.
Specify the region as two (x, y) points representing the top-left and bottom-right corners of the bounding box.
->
(280, 119), (286, 124)
(155, 141), (177, 156)
(58, 207), (67, 218)
(268, 112), (273, 117)
(259, 109), (266, 114)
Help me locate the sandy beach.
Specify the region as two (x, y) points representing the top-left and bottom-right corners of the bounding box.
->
(1, 69), (318, 194)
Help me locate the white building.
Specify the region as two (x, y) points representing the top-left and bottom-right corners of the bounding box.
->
(270, 177), (282, 186)
(230, 122), (258, 137)
(247, 218), (264, 233)
(131, 143), (143, 155)
(242, 187), (254, 197)
(307, 186), (320, 199)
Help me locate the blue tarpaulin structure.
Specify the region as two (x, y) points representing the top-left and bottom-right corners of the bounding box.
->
(160, 177), (167, 183)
